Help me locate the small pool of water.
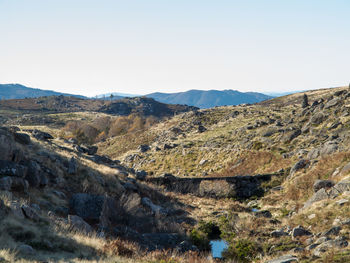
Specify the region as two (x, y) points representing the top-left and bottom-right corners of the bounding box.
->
(210, 239), (228, 258)
(251, 208), (259, 212)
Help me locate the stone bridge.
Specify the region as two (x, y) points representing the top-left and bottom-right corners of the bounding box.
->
(147, 173), (282, 199)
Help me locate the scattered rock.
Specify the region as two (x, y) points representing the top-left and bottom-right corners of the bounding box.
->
(199, 159), (208, 166)
(32, 129), (54, 141)
(291, 226), (312, 237)
(138, 144), (150, 153)
(313, 179), (334, 192)
(255, 210), (272, 218)
(289, 159), (308, 178)
(198, 125), (207, 133)
(271, 230), (289, 238)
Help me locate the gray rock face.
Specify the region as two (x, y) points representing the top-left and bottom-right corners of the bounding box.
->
(23, 160), (41, 187)
(324, 97), (341, 109)
(313, 180), (334, 192)
(291, 226), (312, 237)
(0, 128), (20, 161)
(0, 160), (27, 178)
(68, 157), (77, 175)
(329, 178), (350, 198)
(68, 214), (92, 234)
(266, 254), (298, 263)
(70, 193), (120, 226)
(303, 188), (329, 209)
(14, 133), (31, 145)
(70, 193), (105, 221)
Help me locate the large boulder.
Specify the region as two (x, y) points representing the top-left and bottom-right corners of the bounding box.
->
(291, 226), (312, 237)
(0, 128), (18, 161)
(70, 193), (121, 226)
(22, 160), (41, 187)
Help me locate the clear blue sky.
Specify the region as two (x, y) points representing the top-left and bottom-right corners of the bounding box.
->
(1, 0), (349, 96)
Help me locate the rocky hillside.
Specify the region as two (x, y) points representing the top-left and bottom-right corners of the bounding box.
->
(146, 89), (272, 108)
(1, 86), (350, 262)
(0, 96), (197, 126)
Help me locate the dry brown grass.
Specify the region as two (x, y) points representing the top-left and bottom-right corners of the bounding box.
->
(285, 152), (350, 203)
(214, 151), (291, 177)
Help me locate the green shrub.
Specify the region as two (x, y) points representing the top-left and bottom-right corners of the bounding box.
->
(222, 239), (259, 263)
(189, 229), (210, 251)
(198, 221), (221, 240)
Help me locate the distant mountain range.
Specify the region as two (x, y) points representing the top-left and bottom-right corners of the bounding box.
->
(1, 84), (272, 109)
(146, 89), (273, 108)
(0, 84), (85, 99)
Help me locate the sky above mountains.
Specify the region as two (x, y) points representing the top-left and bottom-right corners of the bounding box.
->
(1, 0), (349, 97)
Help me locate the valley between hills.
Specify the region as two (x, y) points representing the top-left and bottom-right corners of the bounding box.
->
(0, 86), (350, 262)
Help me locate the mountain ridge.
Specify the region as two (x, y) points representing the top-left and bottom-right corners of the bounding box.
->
(0, 84), (85, 99)
(146, 89), (272, 108)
